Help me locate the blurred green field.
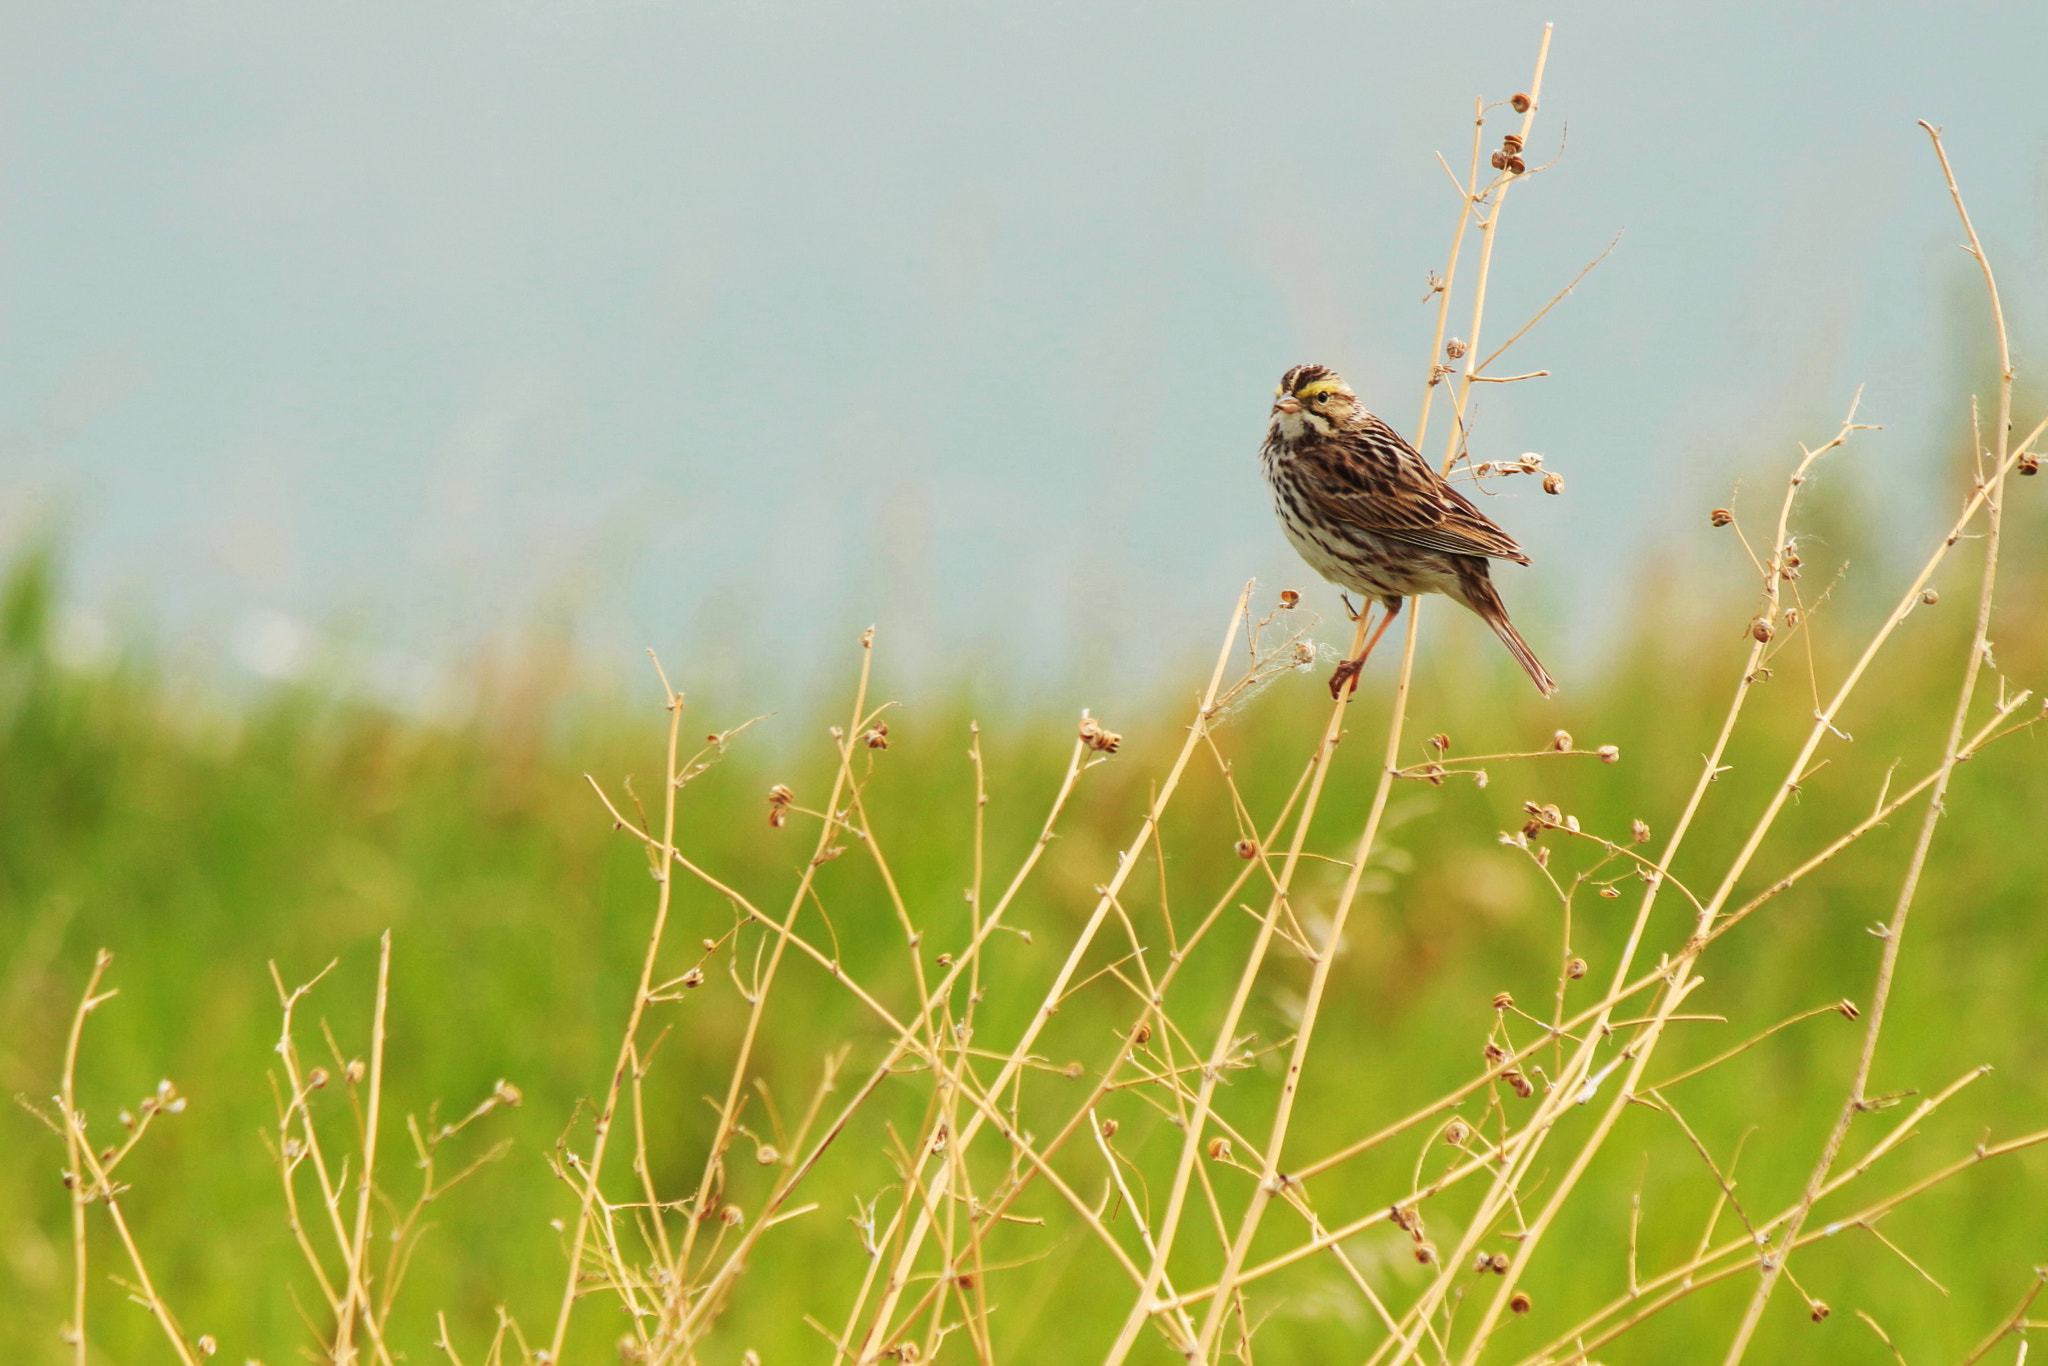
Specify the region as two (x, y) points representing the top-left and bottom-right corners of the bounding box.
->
(4, 477), (2047, 1366)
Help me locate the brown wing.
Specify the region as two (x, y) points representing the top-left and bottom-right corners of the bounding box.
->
(1291, 415), (1531, 564)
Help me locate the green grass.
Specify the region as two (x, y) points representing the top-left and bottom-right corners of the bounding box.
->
(3, 497), (2047, 1365)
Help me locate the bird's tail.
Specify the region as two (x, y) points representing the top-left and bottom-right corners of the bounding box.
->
(1456, 563), (1557, 697)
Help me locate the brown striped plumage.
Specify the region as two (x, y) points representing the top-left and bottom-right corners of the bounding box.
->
(1260, 363), (1555, 697)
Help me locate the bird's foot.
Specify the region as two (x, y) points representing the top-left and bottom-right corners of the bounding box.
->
(1328, 657), (1364, 700)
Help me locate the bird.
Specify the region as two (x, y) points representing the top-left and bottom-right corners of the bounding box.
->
(1259, 362), (1556, 699)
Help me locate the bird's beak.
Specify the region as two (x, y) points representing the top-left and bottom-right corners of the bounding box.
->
(1273, 395), (1302, 414)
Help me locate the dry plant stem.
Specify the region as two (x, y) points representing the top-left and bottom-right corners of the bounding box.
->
(1515, 1128), (2048, 1366)
(1721, 120), (2016, 1364)
(57, 958), (200, 1366)
(335, 930), (392, 1366)
(547, 671), (688, 1361)
(857, 589), (1255, 1362)
(1413, 102), (1486, 446)
(1101, 603), (1373, 1365)
(1370, 401), (1861, 1366)
(59, 949), (111, 1366)
(1440, 23), (1551, 476)
(1194, 605), (1424, 1357)
(1960, 1270), (2048, 1366)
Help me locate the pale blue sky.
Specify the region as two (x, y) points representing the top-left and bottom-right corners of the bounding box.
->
(4, 2), (2044, 711)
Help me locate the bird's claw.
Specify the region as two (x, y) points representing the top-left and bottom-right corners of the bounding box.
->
(1328, 658), (1364, 699)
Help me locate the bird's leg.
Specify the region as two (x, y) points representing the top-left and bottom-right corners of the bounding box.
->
(1340, 592), (1363, 623)
(1327, 597), (1404, 699)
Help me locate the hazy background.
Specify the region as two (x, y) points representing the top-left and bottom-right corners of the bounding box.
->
(4, 0), (2046, 712)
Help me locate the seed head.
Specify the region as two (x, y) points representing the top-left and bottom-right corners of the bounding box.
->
(1063, 1061), (1085, 1080)
(197, 1335), (218, 1357)
(1597, 744), (1620, 764)
(1507, 155), (1528, 175)
(1502, 132), (1525, 153)
(1552, 730), (1573, 752)
(1443, 1119), (1472, 1146)
(1631, 818), (1651, 844)
(756, 1145), (779, 1165)
(1492, 991), (1513, 1011)
(1599, 885), (1620, 899)
(1836, 998), (1860, 1019)
(345, 1059), (366, 1085)
(1809, 1299), (1830, 1322)
(1490, 1251), (1512, 1275)
(308, 1067), (329, 1089)
(1131, 1022), (1153, 1045)
(1501, 1069), (1534, 1098)
(1100, 1117), (1119, 1139)
(1920, 589), (1939, 606)
(767, 784), (795, 827)
(681, 967), (705, 988)
(1445, 338), (1468, 360)
(494, 1079), (524, 1106)
(1414, 1240), (1438, 1264)
(2018, 452), (2040, 475)
(1278, 588), (1301, 610)
(1077, 713), (1122, 754)
(1206, 1136), (1232, 1161)
(1710, 507), (1734, 527)
(1750, 617), (1775, 643)
(719, 1203), (745, 1226)
(1510, 1290), (1533, 1314)
(1235, 838), (1259, 859)
(1490, 150), (1509, 171)
(1510, 91), (1533, 112)
(1541, 471), (1564, 495)
(1431, 732), (1451, 752)
(1565, 956), (1588, 980)
(863, 723), (890, 750)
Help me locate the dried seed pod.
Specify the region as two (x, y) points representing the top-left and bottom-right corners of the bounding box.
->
(1837, 998), (1860, 1019)
(1414, 1241), (1438, 1264)
(1750, 617), (1775, 643)
(1710, 507), (1734, 527)
(1278, 588), (1301, 610)
(767, 783), (795, 828)
(681, 967), (705, 988)
(1631, 818), (1651, 844)
(345, 1059), (366, 1085)
(1063, 1061), (1085, 1080)
(1206, 1136), (1232, 1161)
(1443, 1118), (1472, 1146)
(1921, 589), (1939, 605)
(1492, 991), (1514, 1011)
(1510, 91), (1533, 112)
(494, 1079), (524, 1105)
(2018, 452), (2040, 475)
(1541, 471), (1565, 494)
(1490, 150), (1509, 171)
(1565, 956), (1588, 980)
(1511, 1290), (1533, 1314)
(1077, 713), (1122, 753)
(1445, 338), (1468, 360)
(1599, 885), (1621, 899)
(1235, 838), (1259, 859)
(1552, 730), (1573, 752)
(308, 1067), (329, 1089)
(1507, 156), (1528, 175)
(1490, 1251), (1512, 1275)
(1473, 1251), (1494, 1273)
(1597, 744), (1620, 764)
(719, 1203), (745, 1226)
(1501, 1069), (1534, 1098)
(1131, 1021), (1153, 1045)
(863, 723), (890, 749)
(197, 1336), (218, 1357)
(1100, 1117), (1118, 1138)
(755, 1144), (779, 1165)
(1431, 732), (1451, 752)
(1502, 132), (1525, 153)
(1809, 1300), (1830, 1322)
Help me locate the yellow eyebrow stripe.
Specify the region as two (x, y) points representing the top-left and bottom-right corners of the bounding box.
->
(1295, 379), (1345, 398)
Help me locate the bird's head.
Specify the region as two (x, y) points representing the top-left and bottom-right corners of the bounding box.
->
(1270, 363), (1358, 442)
